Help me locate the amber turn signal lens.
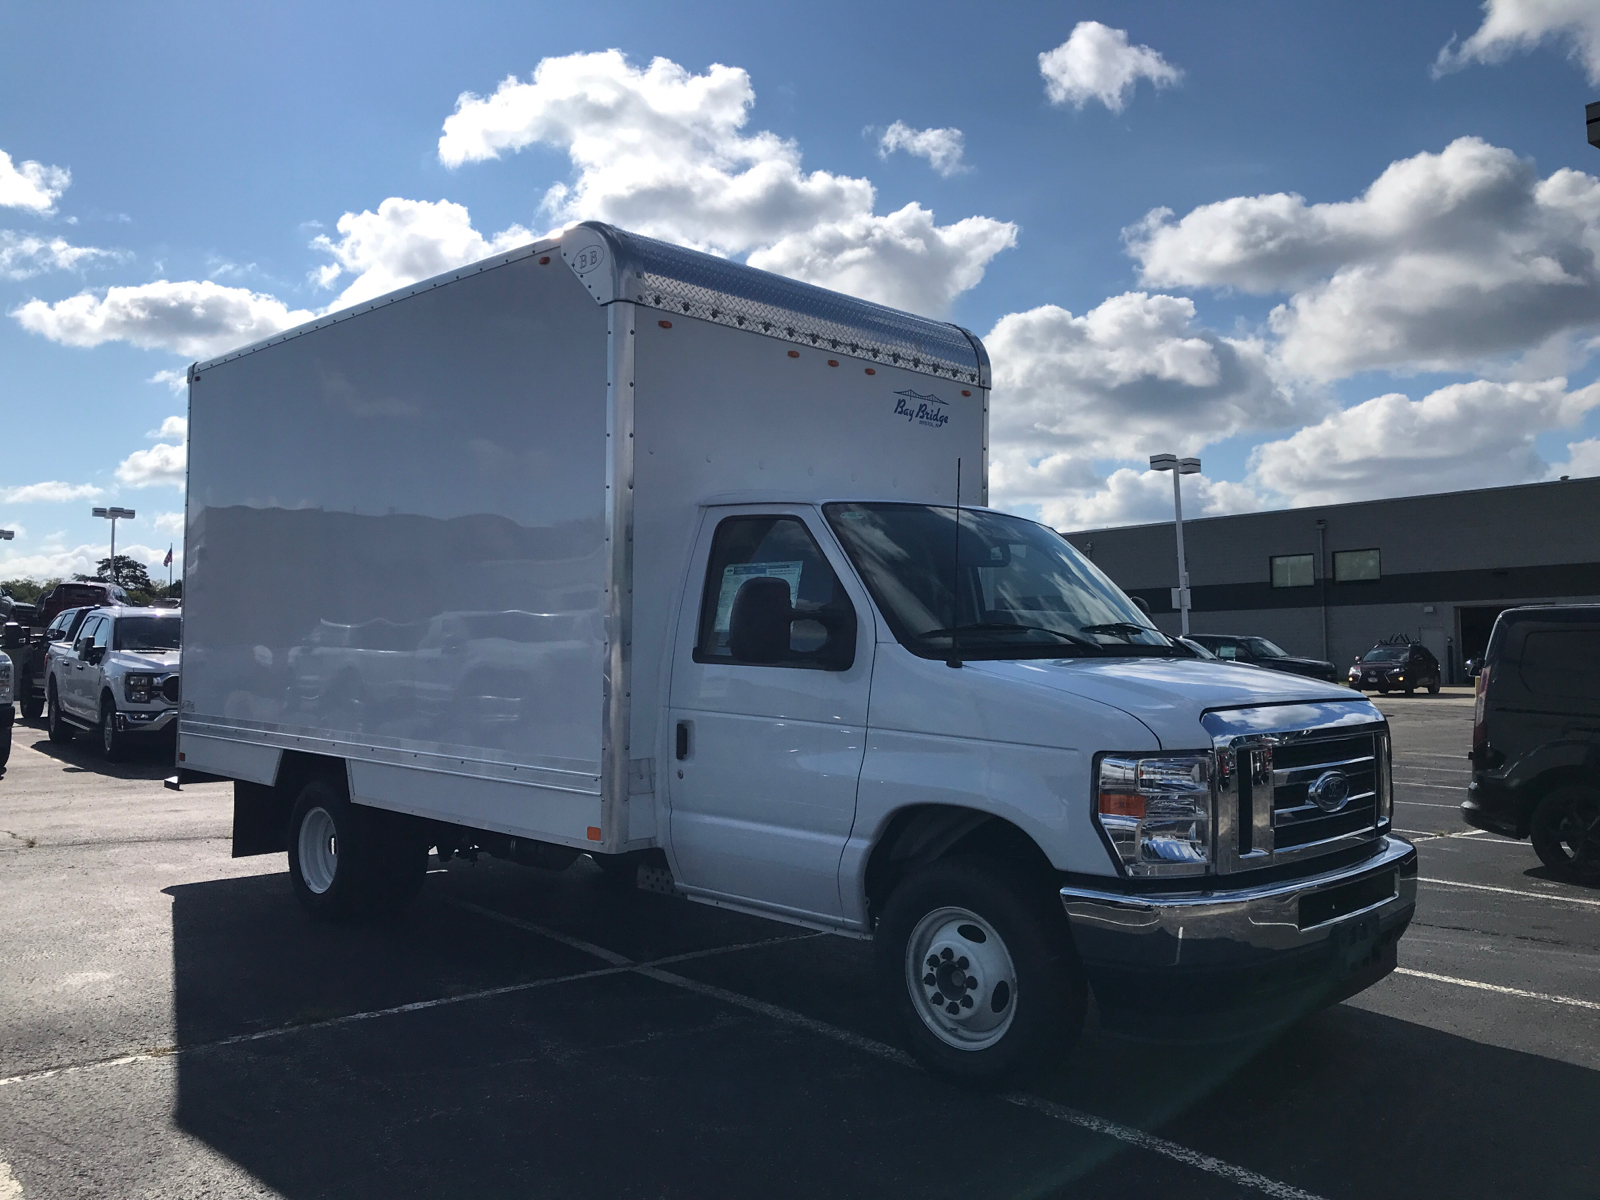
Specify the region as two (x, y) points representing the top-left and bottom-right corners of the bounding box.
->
(658, 320), (673, 329)
(1098, 792), (1146, 819)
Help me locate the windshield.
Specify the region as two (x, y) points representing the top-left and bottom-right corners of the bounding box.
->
(1244, 637), (1289, 658)
(114, 617), (181, 652)
(824, 503), (1180, 659)
(1362, 646), (1408, 662)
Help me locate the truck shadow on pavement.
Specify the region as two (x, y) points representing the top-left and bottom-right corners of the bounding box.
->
(18, 723), (175, 781)
(163, 860), (1600, 1200)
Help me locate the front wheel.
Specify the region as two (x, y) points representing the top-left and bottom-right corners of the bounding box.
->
(876, 857), (1085, 1088)
(1428, 676), (1441, 695)
(1530, 786), (1600, 882)
(47, 682), (73, 744)
(100, 696), (128, 762)
(20, 678), (42, 721)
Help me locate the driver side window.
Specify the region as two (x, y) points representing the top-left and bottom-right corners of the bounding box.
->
(695, 516), (856, 670)
(92, 618), (111, 650)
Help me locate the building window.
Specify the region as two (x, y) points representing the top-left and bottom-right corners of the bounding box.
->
(1270, 554), (1314, 588)
(1333, 548), (1381, 582)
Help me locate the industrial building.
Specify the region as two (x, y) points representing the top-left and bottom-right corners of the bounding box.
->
(1061, 476), (1600, 683)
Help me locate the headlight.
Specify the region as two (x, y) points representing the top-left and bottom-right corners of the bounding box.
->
(125, 673), (154, 703)
(0, 655), (12, 705)
(1095, 753), (1213, 876)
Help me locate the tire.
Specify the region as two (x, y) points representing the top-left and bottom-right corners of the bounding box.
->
(20, 677), (42, 721)
(0, 724), (10, 769)
(46, 681), (73, 744)
(589, 853), (639, 888)
(1404, 683), (1415, 696)
(1428, 676), (1441, 695)
(875, 856), (1086, 1088)
(1377, 685), (1390, 695)
(99, 695), (128, 762)
(1530, 785), (1600, 882)
(287, 778), (427, 919)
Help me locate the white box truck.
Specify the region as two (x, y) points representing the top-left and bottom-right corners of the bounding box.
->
(175, 222), (1416, 1084)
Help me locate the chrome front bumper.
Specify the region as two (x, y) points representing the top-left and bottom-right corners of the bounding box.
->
(1060, 837), (1416, 1023)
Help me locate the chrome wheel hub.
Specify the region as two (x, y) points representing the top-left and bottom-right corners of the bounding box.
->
(298, 806), (339, 894)
(905, 906), (1017, 1051)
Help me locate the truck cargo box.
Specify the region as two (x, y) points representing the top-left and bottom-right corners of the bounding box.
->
(180, 223), (989, 852)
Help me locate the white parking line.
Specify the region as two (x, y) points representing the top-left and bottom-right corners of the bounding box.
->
(1396, 764), (1471, 775)
(1419, 877), (1600, 908)
(1393, 800), (1460, 809)
(1394, 968), (1600, 1012)
(1394, 781), (1467, 791)
(457, 900), (1331, 1200)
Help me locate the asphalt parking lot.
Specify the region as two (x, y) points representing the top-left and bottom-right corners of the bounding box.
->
(2, 692), (1597, 1200)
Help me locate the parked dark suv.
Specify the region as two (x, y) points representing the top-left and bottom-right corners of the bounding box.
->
(1185, 634), (1339, 682)
(1348, 641), (1442, 695)
(1463, 605), (1600, 880)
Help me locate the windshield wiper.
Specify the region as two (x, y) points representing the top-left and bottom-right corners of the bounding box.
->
(920, 622), (1104, 650)
(1078, 622), (1158, 639)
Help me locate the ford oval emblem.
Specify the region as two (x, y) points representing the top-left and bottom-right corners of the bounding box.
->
(1308, 769), (1352, 812)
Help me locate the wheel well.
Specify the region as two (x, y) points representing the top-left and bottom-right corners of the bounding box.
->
(1521, 765), (1600, 827)
(863, 805), (1058, 927)
(274, 750), (348, 799)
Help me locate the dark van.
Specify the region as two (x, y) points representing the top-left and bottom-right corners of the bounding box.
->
(1463, 605), (1600, 879)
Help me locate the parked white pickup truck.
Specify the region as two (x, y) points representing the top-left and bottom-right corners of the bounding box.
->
(174, 223), (1415, 1085)
(46, 606), (182, 760)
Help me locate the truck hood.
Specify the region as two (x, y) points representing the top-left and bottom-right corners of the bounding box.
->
(112, 650), (181, 672)
(968, 656), (1364, 749)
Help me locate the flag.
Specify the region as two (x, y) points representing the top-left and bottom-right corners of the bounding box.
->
(163, 546), (173, 567)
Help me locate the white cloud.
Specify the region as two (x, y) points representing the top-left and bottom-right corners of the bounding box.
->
(149, 369), (188, 394)
(984, 293), (1316, 529)
(118, 417), (188, 490)
(152, 511), (185, 535)
(438, 50), (1014, 313)
(1247, 377), (1600, 505)
(1051, 468), (1264, 531)
(0, 542), (167, 584)
(1038, 22), (1182, 113)
(146, 416), (187, 441)
(0, 481), (104, 504)
(1435, 0), (1600, 83)
(877, 122), (967, 176)
(1127, 137), (1600, 378)
(12, 280), (314, 359)
(0, 231), (123, 280)
(0, 149), (70, 212)
(746, 204), (1017, 314)
(116, 439), (186, 489)
(311, 197), (532, 309)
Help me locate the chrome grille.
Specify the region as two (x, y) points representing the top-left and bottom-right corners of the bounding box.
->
(1204, 702), (1390, 874)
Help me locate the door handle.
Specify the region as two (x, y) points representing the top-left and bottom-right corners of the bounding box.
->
(675, 721), (691, 761)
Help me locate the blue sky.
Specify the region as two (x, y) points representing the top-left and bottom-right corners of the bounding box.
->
(4, 0), (1600, 580)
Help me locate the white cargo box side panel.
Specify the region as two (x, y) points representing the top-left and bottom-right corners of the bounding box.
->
(627, 316), (987, 798)
(182, 251), (612, 846)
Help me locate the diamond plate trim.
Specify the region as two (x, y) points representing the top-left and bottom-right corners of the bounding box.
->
(573, 223), (987, 385)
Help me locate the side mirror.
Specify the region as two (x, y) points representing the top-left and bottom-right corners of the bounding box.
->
(727, 577), (793, 664)
(1129, 596), (1152, 617)
(75, 637), (92, 658)
(0, 623), (22, 650)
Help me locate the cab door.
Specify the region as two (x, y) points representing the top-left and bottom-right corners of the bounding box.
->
(666, 506), (874, 922)
(67, 615), (108, 717)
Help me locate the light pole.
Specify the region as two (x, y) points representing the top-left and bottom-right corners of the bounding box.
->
(91, 507), (135, 584)
(1149, 454), (1201, 635)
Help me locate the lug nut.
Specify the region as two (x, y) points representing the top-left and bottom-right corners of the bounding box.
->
(931, 992), (944, 1005)
(927, 955), (939, 970)
(945, 1002), (960, 1015)
(923, 973), (937, 987)
(956, 957), (969, 970)
(940, 948), (953, 960)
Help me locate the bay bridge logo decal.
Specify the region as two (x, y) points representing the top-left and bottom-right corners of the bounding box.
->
(892, 389), (950, 429)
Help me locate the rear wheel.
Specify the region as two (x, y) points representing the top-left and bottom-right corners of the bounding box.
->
(1428, 675), (1441, 695)
(1530, 786), (1600, 882)
(287, 778), (427, 919)
(876, 856), (1085, 1088)
(46, 681), (73, 744)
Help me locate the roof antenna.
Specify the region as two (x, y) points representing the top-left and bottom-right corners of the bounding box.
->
(947, 458), (963, 669)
